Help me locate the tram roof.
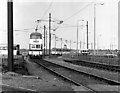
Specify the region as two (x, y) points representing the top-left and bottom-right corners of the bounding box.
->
(30, 32), (42, 36)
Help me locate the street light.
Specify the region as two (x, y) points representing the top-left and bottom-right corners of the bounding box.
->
(77, 19), (84, 53)
(52, 34), (57, 54)
(97, 34), (101, 50)
(94, 2), (104, 55)
(77, 19), (89, 52)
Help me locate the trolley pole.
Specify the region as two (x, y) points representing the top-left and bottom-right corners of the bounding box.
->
(8, 0), (14, 71)
(44, 25), (46, 56)
(49, 13), (51, 58)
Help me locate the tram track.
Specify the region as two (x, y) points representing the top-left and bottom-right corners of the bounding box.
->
(30, 59), (120, 93)
(63, 59), (120, 72)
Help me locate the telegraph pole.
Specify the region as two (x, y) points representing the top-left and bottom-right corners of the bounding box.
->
(44, 25), (46, 56)
(8, 0), (14, 71)
(49, 13), (51, 58)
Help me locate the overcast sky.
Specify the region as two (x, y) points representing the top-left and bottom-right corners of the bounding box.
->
(0, 0), (119, 50)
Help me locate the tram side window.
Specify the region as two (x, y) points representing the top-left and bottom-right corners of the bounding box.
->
(36, 45), (40, 48)
(32, 45), (36, 48)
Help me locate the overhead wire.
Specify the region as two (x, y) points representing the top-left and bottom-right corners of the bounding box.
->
(63, 2), (94, 22)
(14, 28), (35, 32)
(40, 0), (53, 20)
(50, 2), (93, 32)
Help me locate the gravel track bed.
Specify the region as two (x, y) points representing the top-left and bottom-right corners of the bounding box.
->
(27, 59), (74, 87)
(45, 58), (119, 83)
(33, 59), (109, 86)
(63, 58), (120, 72)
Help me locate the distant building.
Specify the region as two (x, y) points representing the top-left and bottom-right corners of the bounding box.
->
(64, 44), (67, 49)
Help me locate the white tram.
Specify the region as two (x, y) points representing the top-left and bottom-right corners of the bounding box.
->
(28, 32), (43, 58)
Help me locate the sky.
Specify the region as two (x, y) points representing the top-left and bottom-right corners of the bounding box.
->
(0, 0), (119, 50)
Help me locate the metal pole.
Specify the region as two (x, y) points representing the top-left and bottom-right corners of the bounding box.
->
(54, 35), (56, 55)
(70, 40), (71, 50)
(94, 3), (96, 55)
(46, 29), (47, 55)
(61, 38), (62, 54)
(86, 21), (89, 49)
(77, 23), (78, 52)
(44, 25), (46, 56)
(49, 13), (51, 58)
(92, 43), (93, 50)
(80, 41), (81, 50)
(8, 0), (14, 71)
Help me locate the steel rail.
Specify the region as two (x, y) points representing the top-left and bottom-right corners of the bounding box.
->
(33, 59), (98, 93)
(64, 59), (120, 72)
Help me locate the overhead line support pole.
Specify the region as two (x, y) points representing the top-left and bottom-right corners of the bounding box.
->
(46, 28), (47, 55)
(8, 0), (14, 71)
(49, 13), (51, 58)
(44, 25), (46, 56)
(86, 21), (89, 49)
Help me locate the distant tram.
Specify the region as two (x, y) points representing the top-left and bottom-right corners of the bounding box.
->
(0, 44), (20, 55)
(28, 32), (43, 58)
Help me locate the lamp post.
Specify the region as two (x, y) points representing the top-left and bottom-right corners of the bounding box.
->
(77, 19), (84, 53)
(60, 38), (62, 51)
(94, 3), (104, 55)
(79, 41), (82, 50)
(52, 34), (57, 55)
(70, 40), (71, 50)
(77, 20), (89, 51)
(82, 20), (89, 50)
(97, 34), (101, 50)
